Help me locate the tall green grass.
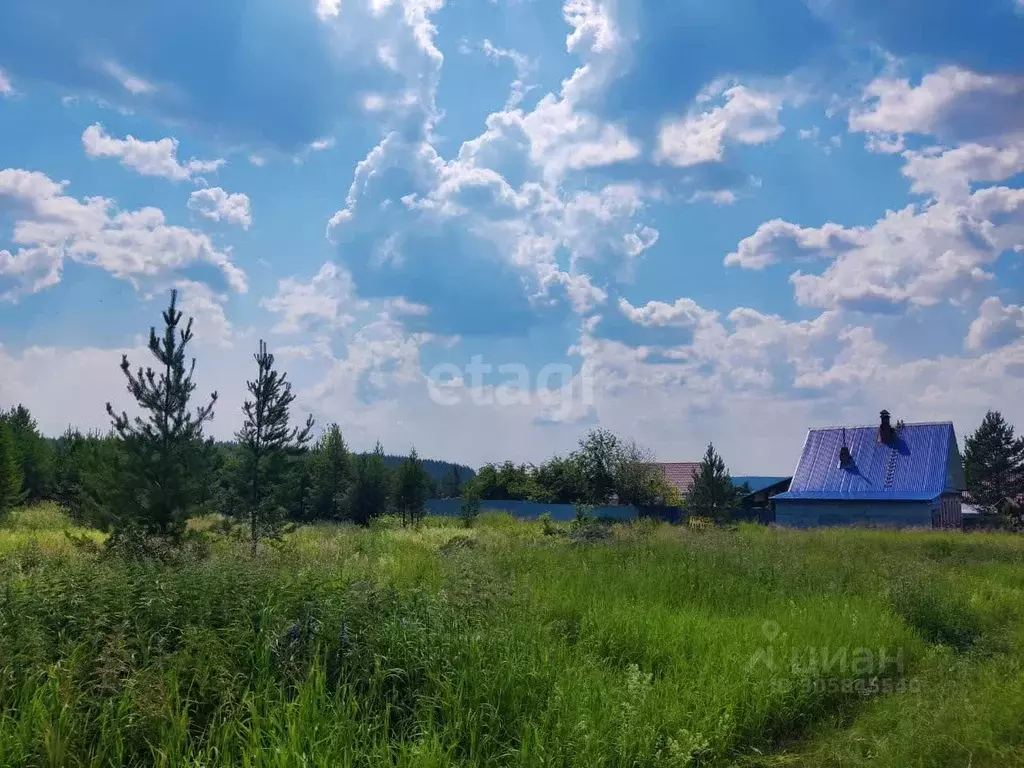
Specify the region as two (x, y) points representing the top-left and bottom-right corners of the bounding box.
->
(1, 507), (1022, 766)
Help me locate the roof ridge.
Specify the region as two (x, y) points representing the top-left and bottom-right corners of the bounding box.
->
(807, 421), (953, 431)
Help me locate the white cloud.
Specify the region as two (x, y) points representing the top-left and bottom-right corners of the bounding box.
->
(0, 168), (246, 301)
(966, 296), (1024, 351)
(655, 83), (785, 167)
(0, 69), (14, 96)
(901, 140), (1024, 201)
(187, 187), (253, 229)
(725, 219), (860, 270)
(479, 39), (535, 109)
(310, 137), (335, 151)
(849, 66), (1024, 150)
(618, 297), (718, 328)
(82, 124), (225, 181)
(315, 0), (341, 20)
(261, 261), (366, 334)
(689, 189), (738, 205)
(248, 154), (267, 167)
(101, 60), (155, 96)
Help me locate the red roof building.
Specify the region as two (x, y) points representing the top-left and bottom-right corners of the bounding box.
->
(656, 462), (701, 496)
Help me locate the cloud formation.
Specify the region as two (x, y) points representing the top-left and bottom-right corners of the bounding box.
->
(83, 124), (224, 181)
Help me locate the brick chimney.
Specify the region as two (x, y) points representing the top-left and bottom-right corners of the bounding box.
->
(878, 409), (894, 443)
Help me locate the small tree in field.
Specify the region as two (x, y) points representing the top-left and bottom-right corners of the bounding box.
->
(687, 442), (741, 523)
(310, 425), (350, 520)
(106, 289), (217, 541)
(964, 410), (1024, 510)
(236, 340), (315, 555)
(394, 447), (429, 526)
(0, 420), (23, 519)
(348, 442), (390, 525)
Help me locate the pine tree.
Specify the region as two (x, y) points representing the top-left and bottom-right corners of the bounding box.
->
(310, 424), (350, 520)
(394, 447), (428, 526)
(236, 340), (315, 555)
(687, 442), (741, 523)
(440, 464), (462, 498)
(106, 289), (217, 540)
(964, 410), (1024, 509)
(349, 442), (391, 525)
(0, 419), (23, 519)
(3, 405), (53, 502)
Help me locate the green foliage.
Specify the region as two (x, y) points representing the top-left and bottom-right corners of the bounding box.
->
(440, 463), (462, 498)
(347, 442), (390, 526)
(0, 420), (22, 518)
(393, 447), (429, 526)
(105, 289), (217, 541)
(0, 405), (52, 502)
(533, 454), (585, 503)
(309, 424), (351, 521)
(463, 461), (540, 501)
(236, 340), (315, 554)
(458, 494), (481, 528)
(686, 442), (742, 523)
(2, 507), (1024, 766)
(574, 428), (620, 504)
(964, 410), (1024, 509)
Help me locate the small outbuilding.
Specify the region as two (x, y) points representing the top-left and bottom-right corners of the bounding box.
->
(773, 410), (965, 529)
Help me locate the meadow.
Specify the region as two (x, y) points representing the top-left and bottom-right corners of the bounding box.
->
(1, 505), (1023, 767)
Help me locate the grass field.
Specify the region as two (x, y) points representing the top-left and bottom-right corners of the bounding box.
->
(1, 505), (1023, 767)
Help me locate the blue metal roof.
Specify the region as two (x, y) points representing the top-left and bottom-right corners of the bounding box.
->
(774, 421), (958, 502)
(733, 476), (791, 494)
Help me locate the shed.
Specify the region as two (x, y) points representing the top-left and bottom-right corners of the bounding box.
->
(773, 411), (965, 529)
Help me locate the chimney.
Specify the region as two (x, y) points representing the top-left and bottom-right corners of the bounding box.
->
(878, 409), (894, 443)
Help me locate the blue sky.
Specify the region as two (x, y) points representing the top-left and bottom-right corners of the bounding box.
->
(1, 0), (1022, 473)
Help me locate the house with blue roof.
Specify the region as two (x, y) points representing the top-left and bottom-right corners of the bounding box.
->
(773, 410), (965, 529)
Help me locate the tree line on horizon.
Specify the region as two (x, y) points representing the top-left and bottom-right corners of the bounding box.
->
(2, 290), (1021, 547)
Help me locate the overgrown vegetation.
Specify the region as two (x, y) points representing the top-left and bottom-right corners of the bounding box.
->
(1, 506), (1023, 766)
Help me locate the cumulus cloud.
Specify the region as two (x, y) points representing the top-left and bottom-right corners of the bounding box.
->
(82, 124), (225, 181)
(261, 261), (365, 334)
(0, 69), (13, 96)
(901, 140), (1024, 202)
(966, 296), (1024, 351)
(187, 187), (253, 229)
(727, 186), (1024, 313)
(849, 66), (1024, 150)
(0, 168), (246, 300)
(655, 83), (785, 167)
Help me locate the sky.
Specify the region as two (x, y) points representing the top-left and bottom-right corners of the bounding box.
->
(0, 0), (1022, 474)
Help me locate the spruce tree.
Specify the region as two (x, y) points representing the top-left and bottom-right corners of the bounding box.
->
(349, 442), (391, 525)
(964, 410), (1024, 509)
(0, 419), (23, 519)
(3, 405), (53, 501)
(394, 447), (428, 526)
(236, 340), (315, 555)
(687, 442), (740, 523)
(310, 424), (350, 520)
(106, 289), (217, 540)
(440, 464), (462, 498)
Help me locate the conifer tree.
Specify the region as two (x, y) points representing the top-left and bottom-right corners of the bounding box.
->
(3, 405), (53, 501)
(394, 447), (428, 526)
(236, 340), (314, 555)
(0, 419), (23, 519)
(687, 442), (741, 523)
(349, 442), (391, 525)
(106, 289), (217, 540)
(310, 424), (350, 520)
(440, 464), (462, 498)
(964, 410), (1024, 509)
